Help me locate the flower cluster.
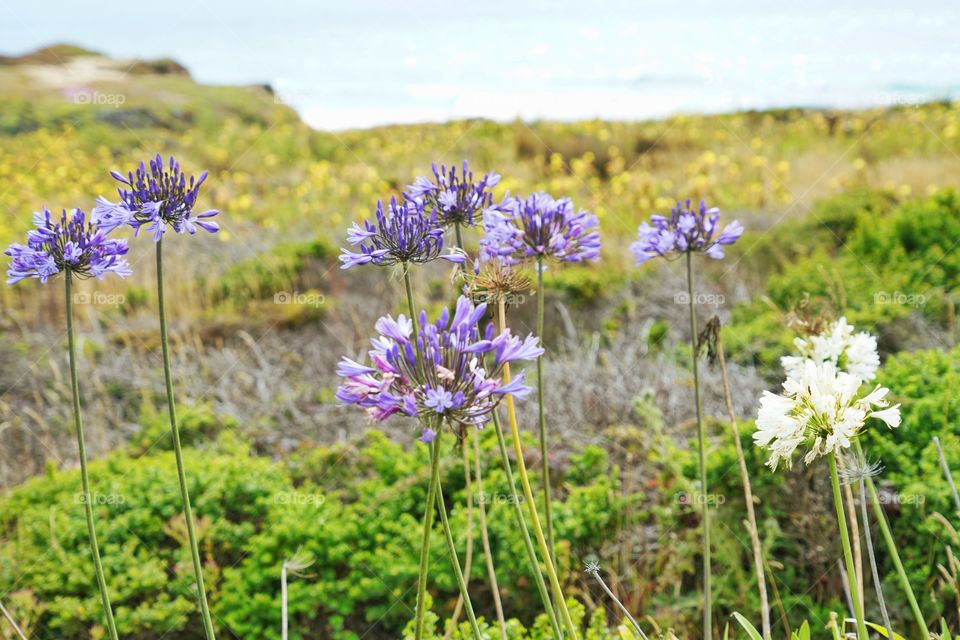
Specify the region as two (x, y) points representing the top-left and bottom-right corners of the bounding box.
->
(754, 360), (900, 470)
(407, 161), (501, 227)
(5, 208), (131, 285)
(340, 197), (464, 269)
(94, 154), (219, 241)
(335, 295), (543, 440)
(630, 199), (743, 264)
(480, 192), (601, 265)
(781, 316), (880, 382)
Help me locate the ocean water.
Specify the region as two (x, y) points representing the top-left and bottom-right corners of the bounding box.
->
(1, 0), (958, 130)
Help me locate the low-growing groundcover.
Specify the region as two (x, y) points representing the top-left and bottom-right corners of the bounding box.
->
(2, 381), (955, 639)
(0, 429), (631, 639)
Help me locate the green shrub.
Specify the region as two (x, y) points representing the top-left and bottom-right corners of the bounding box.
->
(0, 428), (630, 639)
(729, 190), (960, 373)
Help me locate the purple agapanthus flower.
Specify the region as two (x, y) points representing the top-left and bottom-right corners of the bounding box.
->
(340, 196), (465, 269)
(5, 207), (132, 285)
(407, 160), (501, 227)
(480, 192), (601, 265)
(335, 295), (543, 440)
(631, 199), (743, 263)
(93, 154), (219, 242)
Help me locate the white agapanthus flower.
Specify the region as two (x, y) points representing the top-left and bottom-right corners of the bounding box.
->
(781, 316), (880, 382)
(754, 360), (900, 470)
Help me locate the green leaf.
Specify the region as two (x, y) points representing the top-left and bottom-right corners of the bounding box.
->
(846, 619), (907, 640)
(732, 613), (763, 640)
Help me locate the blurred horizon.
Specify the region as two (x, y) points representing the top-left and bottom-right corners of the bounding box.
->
(2, 0), (960, 130)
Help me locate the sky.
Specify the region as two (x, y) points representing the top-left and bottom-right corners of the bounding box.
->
(1, 0), (958, 130)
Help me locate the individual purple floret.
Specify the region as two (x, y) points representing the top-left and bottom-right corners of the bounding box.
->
(479, 192), (601, 265)
(335, 295), (543, 440)
(630, 199), (743, 264)
(340, 196), (465, 269)
(5, 207), (132, 285)
(407, 160), (501, 227)
(93, 154), (219, 242)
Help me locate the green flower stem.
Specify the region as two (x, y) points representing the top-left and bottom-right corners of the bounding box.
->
(496, 299), (580, 640)
(433, 431), (483, 640)
(491, 409), (564, 638)
(535, 255), (556, 566)
(414, 431), (441, 640)
(857, 476), (894, 640)
(65, 271), (119, 640)
(854, 441), (929, 638)
(828, 453), (868, 640)
(156, 239), (216, 640)
(685, 252), (711, 639)
(403, 266), (419, 339)
(443, 439), (476, 640)
(454, 221), (466, 262)
(474, 431), (508, 640)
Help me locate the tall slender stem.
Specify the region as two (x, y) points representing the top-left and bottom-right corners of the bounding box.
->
(403, 266), (419, 340)
(156, 240), (216, 640)
(0, 600), (28, 640)
(281, 564), (289, 640)
(491, 409), (563, 638)
(433, 432), (483, 640)
(716, 339), (770, 640)
(496, 299), (580, 640)
(828, 453), (868, 640)
(685, 252), (711, 639)
(474, 431), (508, 640)
(934, 436), (960, 515)
(535, 256), (556, 565)
(454, 221), (466, 263)
(586, 565), (648, 640)
(444, 438), (476, 639)
(65, 272), (119, 640)
(414, 432), (441, 640)
(854, 441), (929, 637)
(842, 467), (864, 615)
(858, 476), (894, 640)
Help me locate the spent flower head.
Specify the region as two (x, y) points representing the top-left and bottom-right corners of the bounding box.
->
(754, 360), (900, 470)
(340, 196), (464, 269)
(407, 160), (500, 227)
(631, 199), (743, 264)
(94, 154), (219, 242)
(480, 192), (600, 265)
(781, 316), (880, 382)
(5, 207), (132, 285)
(335, 295), (542, 441)
(460, 255), (534, 305)
(837, 451), (884, 486)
